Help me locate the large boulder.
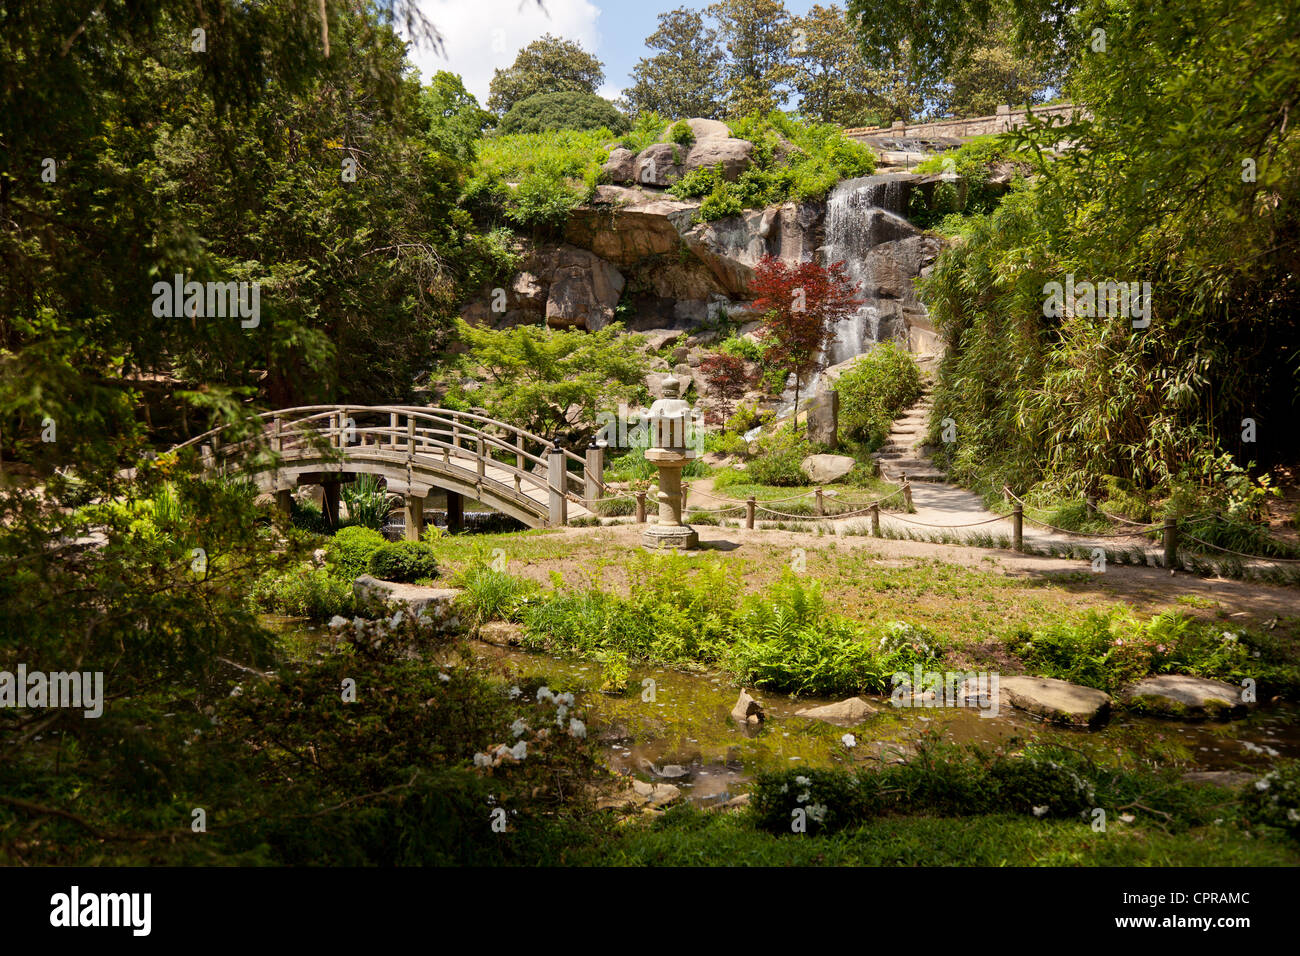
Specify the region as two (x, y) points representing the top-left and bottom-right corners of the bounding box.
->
(542, 245), (625, 331)
(964, 675), (1111, 727)
(602, 147), (636, 184)
(353, 575), (460, 621)
(685, 137), (754, 181)
(801, 454), (856, 484)
(635, 143), (687, 187)
(795, 696), (877, 727)
(664, 118), (731, 142)
(1121, 675), (1250, 719)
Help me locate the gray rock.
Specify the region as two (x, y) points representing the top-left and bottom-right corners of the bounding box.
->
(970, 675), (1111, 726)
(634, 143), (686, 187)
(1122, 675), (1250, 719)
(800, 453), (856, 484)
(731, 689), (765, 724)
(796, 696), (877, 727)
(602, 147), (636, 184)
(353, 575), (460, 618)
(544, 246), (625, 331)
(476, 621), (524, 646)
(632, 778), (682, 806)
(804, 391), (839, 449)
(662, 118), (731, 142)
(685, 137), (754, 181)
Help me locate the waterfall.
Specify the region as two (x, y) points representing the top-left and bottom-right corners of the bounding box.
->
(819, 174), (916, 368)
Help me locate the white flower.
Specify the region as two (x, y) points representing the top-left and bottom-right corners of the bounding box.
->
(555, 703), (569, 725)
(1256, 779), (1272, 791)
(1032, 805), (1049, 818)
(511, 718), (528, 738)
(795, 775), (811, 787)
(568, 718), (587, 739)
(797, 790), (811, 804)
(509, 740), (527, 761)
(555, 691), (575, 707)
(841, 733), (857, 748)
(389, 611), (404, 628)
(473, 752), (492, 768)
(536, 686), (554, 704)
(1119, 813), (1136, 824)
(807, 804), (828, 823)
(438, 672), (450, 683)
(508, 686), (522, 699)
(328, 615), (348, 628)
(1288, 809), (1300, 823)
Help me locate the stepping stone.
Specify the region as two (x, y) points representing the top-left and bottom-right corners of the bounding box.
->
(731, 689), (765, 725)
(795, 696), (877, 727)
(964, 675), (1111, 726)
(1121, 675), (1251, 719)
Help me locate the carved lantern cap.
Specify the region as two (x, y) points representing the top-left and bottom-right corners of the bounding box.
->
(645, 398), (695, 453)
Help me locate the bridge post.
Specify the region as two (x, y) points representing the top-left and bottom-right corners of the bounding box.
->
(477, 435), (486, 481)
(406, 417), (416, 460)
(322, 481), (341, 529)
(584, 444), (604, 506)
(547, 447), (567, 526)
(403, 494), (424, 541)
(273, 418), (283, 454)
(389, 413), (398, 449)
(446, 490), (463, 534)
(275, 489), (293, 515)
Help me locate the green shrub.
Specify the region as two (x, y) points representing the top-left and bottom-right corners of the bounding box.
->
(250, 566), (355, 620)
(326, 526), (387, 580)
(747, 427), (811, 486)
(499, 91), (628, 135)
(1242, 760), (1300, 840)
(367, 541), (440, 583)
(290, 499), (332, 535)
(341, 474), (396, 531)
(668, 120), (695, 145)
(454, 564), (539, 628)
(834, 341), (923, 452)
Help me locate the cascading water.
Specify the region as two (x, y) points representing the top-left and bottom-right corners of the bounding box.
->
(819, 174), (917, 368)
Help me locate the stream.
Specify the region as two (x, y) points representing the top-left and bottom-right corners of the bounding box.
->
(469, 643), (1300, 808)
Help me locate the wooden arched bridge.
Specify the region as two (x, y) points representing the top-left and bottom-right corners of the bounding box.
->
(172, 406), (602, 535)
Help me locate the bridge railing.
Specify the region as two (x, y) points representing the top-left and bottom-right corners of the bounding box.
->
(171, 405), (604, 521)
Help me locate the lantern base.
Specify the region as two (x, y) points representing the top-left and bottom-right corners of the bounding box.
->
(642, 524), (700, 552)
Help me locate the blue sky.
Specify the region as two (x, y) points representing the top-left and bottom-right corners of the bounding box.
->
(404, 0), (826, 104)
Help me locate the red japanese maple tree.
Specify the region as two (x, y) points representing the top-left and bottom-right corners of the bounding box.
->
(750, 255), (863, 431)
(698, 351), (753, 424)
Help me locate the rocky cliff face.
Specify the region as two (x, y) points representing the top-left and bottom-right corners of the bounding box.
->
(459, 168), (946, 386)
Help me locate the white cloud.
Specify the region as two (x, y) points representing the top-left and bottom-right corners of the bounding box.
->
(402, 0), (604, 105)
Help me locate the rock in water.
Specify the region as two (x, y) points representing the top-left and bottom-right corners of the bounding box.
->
(1121, 675), (1250, 719)
(962, 675), (1111, 727)
(795, 697), (876, 727)
(731, 689), (765, 724)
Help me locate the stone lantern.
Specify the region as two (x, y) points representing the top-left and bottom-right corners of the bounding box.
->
(642, 380), (699, 551)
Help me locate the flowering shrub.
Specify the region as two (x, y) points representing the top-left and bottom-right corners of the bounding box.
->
(1242, 761), (1300, 840)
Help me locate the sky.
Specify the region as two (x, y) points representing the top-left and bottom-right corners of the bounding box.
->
(402, 0), (824, 105)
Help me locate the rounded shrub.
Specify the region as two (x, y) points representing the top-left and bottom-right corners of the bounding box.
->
(367, 541), (440, 583)
(499, 91), (628, 135)
(327, 525), (387, 580)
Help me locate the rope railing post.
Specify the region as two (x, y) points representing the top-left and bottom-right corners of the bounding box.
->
(585, 444), (604, 507)
(870, 503), (880, 537)
(1013, 503), (1024, 552)
(635, 490), (647, 523)
(815, 487), (825, 516)
(746, 496), (756, 529)
(903, 481), (913, 511)
(547, 445), (566, 526)
(1163, 517), (1178, 571)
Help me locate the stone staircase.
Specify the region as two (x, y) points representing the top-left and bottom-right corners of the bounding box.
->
(872, 381), (947, 483)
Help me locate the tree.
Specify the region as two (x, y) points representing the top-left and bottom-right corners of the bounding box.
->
(751, 256), (862, 430)
(486, 34), (605, 116)
(450, 320), (648, 446)
(934, 10), (1057, 117)
(789, 4), (877, 126)
(499, 91), (628, 135)
(709, 0), (795, 117)
(699, 352), (753, 422)
(420, 70), (495, 165)
(623, 8), (726, 119)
